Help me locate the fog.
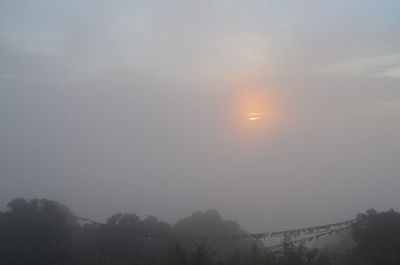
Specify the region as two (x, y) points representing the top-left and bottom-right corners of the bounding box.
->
(1, 0), (399, 233)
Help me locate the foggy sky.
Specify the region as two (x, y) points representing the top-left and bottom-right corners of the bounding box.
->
(1, 0), (400, 233)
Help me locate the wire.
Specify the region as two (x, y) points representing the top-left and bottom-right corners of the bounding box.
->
(265, 226), (351, 252)
(70, 214), (355, 241)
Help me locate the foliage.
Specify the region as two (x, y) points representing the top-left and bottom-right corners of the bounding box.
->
(1, 198), (400, 265)
(0, 198), (77, 265)
(351, 209), (400, 265)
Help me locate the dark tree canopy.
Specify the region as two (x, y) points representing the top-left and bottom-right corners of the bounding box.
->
(0, 198), (76, 265)
(1, 197), (400, 265)
(351, 209), (400, 265)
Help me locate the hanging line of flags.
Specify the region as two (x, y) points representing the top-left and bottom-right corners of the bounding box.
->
(264, 226), (351, 252)
(245, 219), (354, 241)
(71, 214), (355, 241)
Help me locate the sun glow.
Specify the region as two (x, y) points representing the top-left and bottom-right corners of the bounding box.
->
(230, 83), (282, 136)
(246, 112), (264, 121)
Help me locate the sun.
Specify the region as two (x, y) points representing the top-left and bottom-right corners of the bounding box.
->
(230, 83), (282, 135)
(246, 112), (264, 121)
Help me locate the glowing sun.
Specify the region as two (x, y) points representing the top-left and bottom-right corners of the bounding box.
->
(230, 83), (282, 134)
(246, 112), (264, 121)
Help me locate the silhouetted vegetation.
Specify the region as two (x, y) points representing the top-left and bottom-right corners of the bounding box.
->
(351, 209), (400, 265)
(0, 198), (77, 265)
(0, 197), (399, 265)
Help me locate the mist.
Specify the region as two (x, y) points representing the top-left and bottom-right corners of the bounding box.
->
(1, 0), (400, 238)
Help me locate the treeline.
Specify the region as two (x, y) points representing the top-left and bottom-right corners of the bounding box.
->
(0, 198), (399, 265)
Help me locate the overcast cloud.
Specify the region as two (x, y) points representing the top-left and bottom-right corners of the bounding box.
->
(1, 0), (399, 232)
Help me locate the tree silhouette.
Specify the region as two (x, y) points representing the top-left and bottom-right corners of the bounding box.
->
(0, 198), (76, 265)
(352, 209), (400, 265)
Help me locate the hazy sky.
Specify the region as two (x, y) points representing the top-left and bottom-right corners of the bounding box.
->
(1, 0), (400, 233)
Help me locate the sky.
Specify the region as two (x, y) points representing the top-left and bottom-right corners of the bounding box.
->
(0, 0), (400, 233)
